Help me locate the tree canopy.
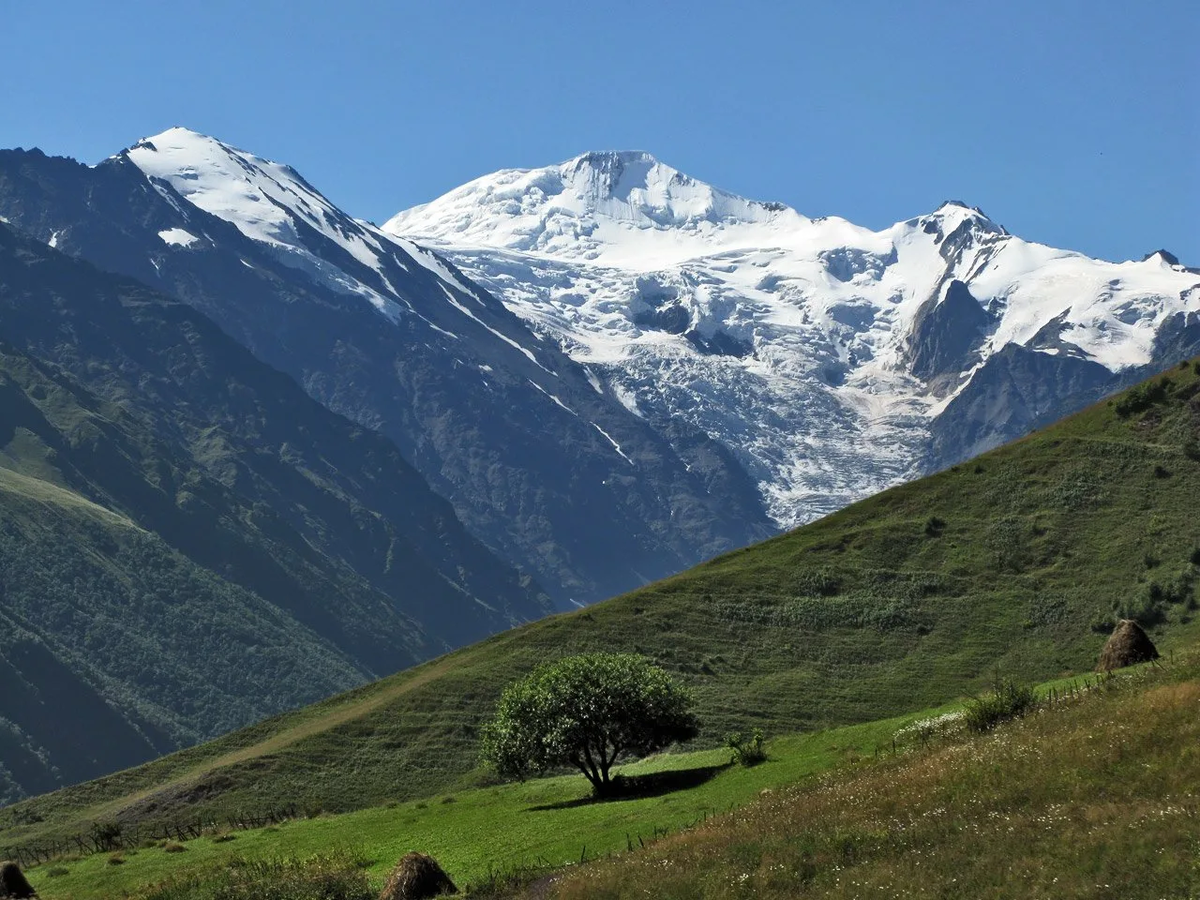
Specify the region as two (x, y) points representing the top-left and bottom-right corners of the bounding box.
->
(480, 653), (698, 795)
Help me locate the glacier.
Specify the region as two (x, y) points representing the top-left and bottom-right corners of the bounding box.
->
(384, 150), (1200, 526)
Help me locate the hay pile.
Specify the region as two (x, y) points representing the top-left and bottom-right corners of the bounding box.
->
(1097, 619), (1160, 672)
(379, 852), (457, 900)
(0, 861), (36, 898)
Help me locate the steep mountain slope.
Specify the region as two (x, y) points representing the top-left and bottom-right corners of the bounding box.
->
(0, 134), (772, 604)
(4, 358), (1197, 848)
(0, 222), (549, 799)
(387, 151), (1200, 524)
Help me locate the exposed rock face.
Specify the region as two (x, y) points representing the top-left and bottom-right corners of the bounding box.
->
(908, 279), (993, 384)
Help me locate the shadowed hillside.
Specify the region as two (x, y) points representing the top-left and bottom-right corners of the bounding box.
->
(0, 223), (550, 799)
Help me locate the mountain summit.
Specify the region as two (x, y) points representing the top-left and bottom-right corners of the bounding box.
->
(385, 150), (804, 262)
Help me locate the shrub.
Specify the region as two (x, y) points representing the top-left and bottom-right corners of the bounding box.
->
(924, 516), (946, 537)
(726, 728), (767, 766)
(1114, 380), (1169, 417)
(964, 676), (1037, 733)
(164, 842), (187, 853)
(1153, 465), (1171, 479)
(1113, 588), (1168, 627)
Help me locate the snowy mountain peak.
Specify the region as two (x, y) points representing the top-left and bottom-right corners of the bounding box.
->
(125, 127), (343, 251)
(914, 200), (1007, 239)
(120, 127), (495, 324)
(384, 151), (805, 263)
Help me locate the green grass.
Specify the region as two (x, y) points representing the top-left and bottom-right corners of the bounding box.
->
(5, 359), (1200, 860)
(549, 652), (1200, 900)
(20, 700), (977, 899)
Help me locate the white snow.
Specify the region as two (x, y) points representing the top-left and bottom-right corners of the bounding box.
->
(158, 227), (199, 248)
(527, 379), (576, 416)
(128, 127), (412, 323)
(387, 151), (1200, 527)
(592, 423), (634, 465)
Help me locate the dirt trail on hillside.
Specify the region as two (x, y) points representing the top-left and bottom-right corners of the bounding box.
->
(79, 649), (473, 822)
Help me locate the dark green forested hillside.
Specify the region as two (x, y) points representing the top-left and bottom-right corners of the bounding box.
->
(3, 353), (1197, 848)
(0, 223), (550, 800)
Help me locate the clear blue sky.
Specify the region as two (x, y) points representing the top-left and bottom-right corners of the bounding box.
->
(3, 0), (1196, 262)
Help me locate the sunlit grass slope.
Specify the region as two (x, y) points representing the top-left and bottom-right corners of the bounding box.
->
(24, 710), (938, 898)
(550, 653), (1200, 899)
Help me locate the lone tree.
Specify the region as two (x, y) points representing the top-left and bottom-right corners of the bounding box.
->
(481, 652), (698, 796)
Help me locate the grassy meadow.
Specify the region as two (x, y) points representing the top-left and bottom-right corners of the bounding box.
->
(548, 652), (1200, 899)
(22, 708), (949, 897)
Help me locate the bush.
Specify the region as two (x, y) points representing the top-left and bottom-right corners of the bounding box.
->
(924, 516), (946, 537)
(1114, 380), (1169, 417)
(726, 728), (767, 766)
(964, 676), (1037, 733)
(164, 842), (187, 853)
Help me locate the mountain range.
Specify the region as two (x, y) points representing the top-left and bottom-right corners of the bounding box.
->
(0, 129), (1197, 800)
(386, 149), (1200, 524)
(0, 133), (772, 607)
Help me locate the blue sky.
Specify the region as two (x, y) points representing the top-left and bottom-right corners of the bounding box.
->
(3, 1), (1196, 262)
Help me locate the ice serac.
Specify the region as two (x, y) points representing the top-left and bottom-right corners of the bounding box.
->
(387, 152), (1200, 527)
(0, 132), (772, 606)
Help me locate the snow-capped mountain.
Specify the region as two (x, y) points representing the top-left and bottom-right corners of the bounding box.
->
(0, 132), (772, 606)
(386, 151), (1200, 526)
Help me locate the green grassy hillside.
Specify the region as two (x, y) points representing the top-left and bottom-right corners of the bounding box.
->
(548, 652), (1200, 899)
(19, 650), (1196, 899)
(0, 431), (364, 803)
(3, 357), (1199, 853)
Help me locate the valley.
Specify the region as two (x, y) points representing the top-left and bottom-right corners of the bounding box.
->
(2, 358), (1198, 899)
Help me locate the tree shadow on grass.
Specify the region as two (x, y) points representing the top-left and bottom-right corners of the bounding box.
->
(527, 761), (733, 811)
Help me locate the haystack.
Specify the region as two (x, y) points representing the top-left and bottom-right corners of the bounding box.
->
(379, 852), (457, 900)
(0, 861), (36, 898)
(1097, 619), (1159, 672)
